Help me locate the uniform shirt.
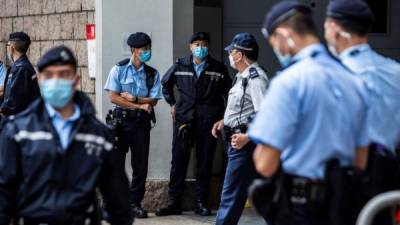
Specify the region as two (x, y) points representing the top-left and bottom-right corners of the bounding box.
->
(193, 59), (207, 77)
(249, 44), (370, 179)
(104, 60), (162, 100)
(339, 44), (400, 152)
(223, 63), (269, 128)
(1, 55), (40, 115)
(45, 103), (81, 150)
(0, 62), (6, 87)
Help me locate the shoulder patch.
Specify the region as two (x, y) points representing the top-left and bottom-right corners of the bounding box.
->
(116, 58), (130, 66)
(350, 49), (361, 57)
(249, 67), (259, 79)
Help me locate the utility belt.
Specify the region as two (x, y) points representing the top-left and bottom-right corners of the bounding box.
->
(223, 124), (247, 142)
(285, 174), (327, 206)
(113, 108), (150, 121)
(248, 170), (328, 223)
(105, 108), (151, 131)
(249, 160), (356, 224)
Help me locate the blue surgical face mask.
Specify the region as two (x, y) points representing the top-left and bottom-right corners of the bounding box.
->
(273, 34), (295, 68)
(139, 50), (152, 62)
(193, 46), (209, 60)
(40, 78), (74, 108)
(273, 47), (292, 67)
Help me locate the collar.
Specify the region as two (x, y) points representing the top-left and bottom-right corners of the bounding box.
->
(128, 60), (145, 73)
(339, 43), (371, 60)
(45, 103), (81, 122)
(292, 43), (326, 62)
(192, 58), (206, 67)
(181, 55), (211, 66)
(13, 54), (28, 66)
(238, 62), (259, 79)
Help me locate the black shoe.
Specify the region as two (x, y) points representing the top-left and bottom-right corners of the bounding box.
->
(155, 204), (183, 216)
(194, 201), (211, 216)
(132, 205), (148, 218)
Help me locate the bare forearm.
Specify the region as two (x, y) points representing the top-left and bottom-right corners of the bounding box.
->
(253, 144), (281, 178)
(354, 147), (369, 171)
(109, 94), (141, 110)
(137, 97), (158, 106)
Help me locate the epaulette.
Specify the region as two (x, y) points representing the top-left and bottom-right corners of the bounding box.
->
(116, 58), (130, 66)
(249, 67), (259, 79)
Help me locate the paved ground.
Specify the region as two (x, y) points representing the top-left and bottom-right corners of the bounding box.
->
(133, 208), (265, 225)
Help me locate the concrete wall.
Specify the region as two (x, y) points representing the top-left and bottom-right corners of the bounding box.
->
(0, 0), (96, 99)
(96, 0), (194, 180)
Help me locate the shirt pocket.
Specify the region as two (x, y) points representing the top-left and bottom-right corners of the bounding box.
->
(136, 77), (149, 96)
(120, 78), (134, 93)
(228, 90), (240, 111)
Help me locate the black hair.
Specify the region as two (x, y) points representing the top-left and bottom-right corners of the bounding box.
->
(330, 17), (372, 37)
(278, 11), (318, 37)
(240, 49), (259, 61)
(11, 41), (30, 54)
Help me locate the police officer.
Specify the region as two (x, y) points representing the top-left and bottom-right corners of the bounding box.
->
(157, 32), (231, 216)
(212, 33), (269, 225)
(0, 32), (40, 116)
(0, 60), (6, 98)
(0, 46), (132, 225)
(248, 1), (370, 225)
(104, 32), (162, 218)
(324, 0), (400, 223)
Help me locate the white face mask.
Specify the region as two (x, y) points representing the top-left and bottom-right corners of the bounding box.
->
(327, 28), (351, 58)
(7, 51), (13, 63)
(229, 54), (237, 69)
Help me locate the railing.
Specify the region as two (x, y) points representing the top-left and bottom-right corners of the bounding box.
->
(356, 191), (400, 225)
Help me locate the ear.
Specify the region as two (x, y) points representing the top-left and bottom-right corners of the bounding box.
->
(328, 21), (341, 34)
(275, 27), (290, 38)
(73, 74), (81, 89)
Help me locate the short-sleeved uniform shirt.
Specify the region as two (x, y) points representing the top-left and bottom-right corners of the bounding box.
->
(223, 63), (269, 128)
(249, 44), (370, 179)
(104, 60), (162, 106)
(339, 44), (400, 152)
(0, 62), (6, 87)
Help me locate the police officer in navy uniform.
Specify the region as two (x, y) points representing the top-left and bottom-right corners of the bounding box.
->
(104, 32), (162, 218)
(212, 33), (269, 225)
(248, 1), (370, 225)
(0, 46), (132, 225)
(0, 32), (40, 116)
(324, 0), (400, 223)
(157, 32), (232, 216)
